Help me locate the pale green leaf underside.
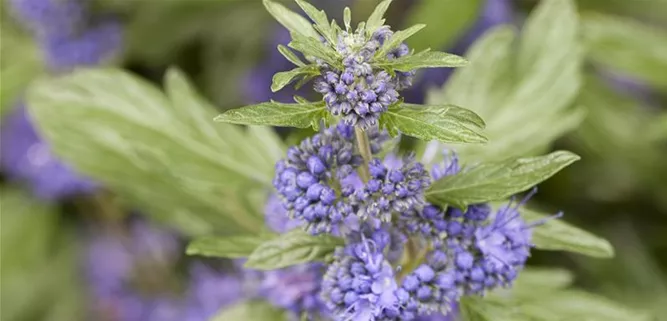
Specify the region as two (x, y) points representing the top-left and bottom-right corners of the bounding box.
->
(262, 0), (319, 39)
(244, 229), (343, 270)
(522, 208), (615, 258)
(426, 151), (580, 209)
(277, 44), (306, 67)
(382, 103), (487, 144)
(212, 301), (288, 321)
(186, 233), (276, 259)
(215, 100), (328, 130)
(27, 68), (276, 236)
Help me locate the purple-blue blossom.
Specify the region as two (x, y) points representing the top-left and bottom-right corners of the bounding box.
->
(321, 230), (402, 321)
(354, 156), (431, 224)
(8, 0), (87, 36)
(313, 26), (414, 129)
(0, 105), (97, 200)
(84, 219), (242, 321)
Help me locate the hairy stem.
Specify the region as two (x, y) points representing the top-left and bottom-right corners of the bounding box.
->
(355, 126), (373, 182)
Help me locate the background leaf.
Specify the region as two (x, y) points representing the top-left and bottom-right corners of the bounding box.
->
(522, 208), (615, 258)
(1, 188), (83, 321)
(27, 68), (280, 236)
(0, 23), (43, 118)
(582, 13), (667, 89)
(425, 0), (583, 163)
(186, 233), (276, 259)
(404, 0), (483, 51)
(212, 300), (288, 321)
(426, 151), (580, 209)
(244, 229), (343, 270)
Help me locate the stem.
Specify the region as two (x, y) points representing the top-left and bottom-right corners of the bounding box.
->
(354, 126), (373, 182)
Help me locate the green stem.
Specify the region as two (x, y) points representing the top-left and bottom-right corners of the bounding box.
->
(354, 126), (373, 182)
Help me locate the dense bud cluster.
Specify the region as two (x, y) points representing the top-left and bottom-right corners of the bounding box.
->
(272, 139), (555, 320)
(314, 26), (415, 129)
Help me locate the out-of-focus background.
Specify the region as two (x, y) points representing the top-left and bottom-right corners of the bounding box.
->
(1, 0), (666, 320)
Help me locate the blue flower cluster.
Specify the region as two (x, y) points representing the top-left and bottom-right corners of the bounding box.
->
(272, 130), (556, 320)
(273, 123), (386, 234)
(9, 0), (123, 71)
(314, 26), (415, 129)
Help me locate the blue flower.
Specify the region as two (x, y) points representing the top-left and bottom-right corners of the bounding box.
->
(0, 105), (97, 200)
(260, 263), (329, 316)
(313, 26), (415, 129)
(42, 18), (123, 71)
(322, 230), (401, 321)
(398, 251), (459, 318)
(8, 0), (87, 36)
(355, 155), (431, 224)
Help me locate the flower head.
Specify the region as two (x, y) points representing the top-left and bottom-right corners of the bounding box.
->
(313, 27), (414, 129)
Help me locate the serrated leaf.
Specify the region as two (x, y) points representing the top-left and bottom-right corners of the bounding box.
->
(381, 103), (487, 144)
(271, 65), (319, 92)
(215, 100), (328, 130)
(376, 24), (426, 59)
(263, 0), (319, 39)
(377, 50), (468, 71)
(295, 0), (335, 45)
(427, 0), (583, 163)
(244, 229), (343, 270)
(426, 151), (580, 209)
(289, 33), (340, 67)
(404, 0), (483, 50)
(582, 13), (667, 89)
(212, 300), (288, 321)
(277, 44), (306, 67)
(27, 68), (274, 235)
(186, 233), (276, 259)
(522, 208), (614, 258)
(366, 0), (392, 36)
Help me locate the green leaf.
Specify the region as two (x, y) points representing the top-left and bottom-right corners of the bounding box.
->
(376, 24), (426, 59)
(0, 24), (43, 118)
(522, 208), (615, 258)
(377, 50), (468, 71)
(186, 233), (276, 259)
(365, 0), (392, 36)
(583, 13), (667, 89)
(404, 0), (483, 50)
(212, 300), (288, 321)
(295, 0), (335, 45)
(27, 68), (277, 236)
(263, 0), (319, 39)
(215, 100), (328, 130)
(426, 151), (580, 209)
(426, 0), (583, 163)
(277, 44), (306, 67)
(271, 65), (319, 92)
(343, 7), (351, 31)
(289, 33), (340, 67)
(381, 103), (487, 144)
(512, 267), (574, 291)
(245, 229), (343, 270)
(1, 188), (83, 321)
